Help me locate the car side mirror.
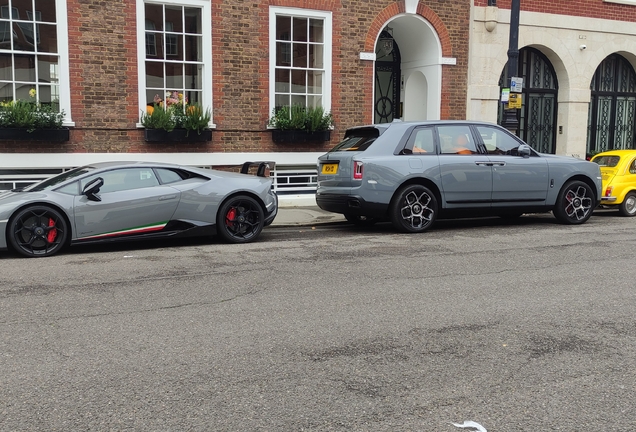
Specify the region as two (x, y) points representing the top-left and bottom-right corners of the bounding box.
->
(83, 177), (104, 202)
(518, 144), (532, 158)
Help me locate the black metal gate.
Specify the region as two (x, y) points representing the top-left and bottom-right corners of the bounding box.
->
(374, 30), (401, 124)
(498, 48), (558, 153)
(587, 54), (636, 156)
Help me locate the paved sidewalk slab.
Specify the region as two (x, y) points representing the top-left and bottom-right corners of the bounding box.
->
(271, 206), (346, 227)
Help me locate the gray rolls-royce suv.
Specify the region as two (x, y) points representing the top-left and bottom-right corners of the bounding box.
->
(316, 120), (602, 232)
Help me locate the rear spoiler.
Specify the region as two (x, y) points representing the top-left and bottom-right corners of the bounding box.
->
(240, 161), (275, 178)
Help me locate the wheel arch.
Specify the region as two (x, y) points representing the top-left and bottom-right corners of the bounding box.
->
(219, 190), (267, 216)
(6, 202), (74, 252)
(617, 187), (636, 203)
(390, 177), (443, 209)
(563, 175), (599, 202)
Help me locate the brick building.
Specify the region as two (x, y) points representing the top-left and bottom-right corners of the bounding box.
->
(1, 0), (636, 194)
(0, 0), (470, 195)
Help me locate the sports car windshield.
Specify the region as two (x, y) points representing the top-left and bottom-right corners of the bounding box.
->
(21, 167), (94, 192)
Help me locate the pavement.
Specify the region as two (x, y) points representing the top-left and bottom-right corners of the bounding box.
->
(270, 205), (346, 227)
(270, 194), (347, 227)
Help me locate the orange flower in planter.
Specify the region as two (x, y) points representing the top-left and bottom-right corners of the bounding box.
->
(146, 105), (154, 115)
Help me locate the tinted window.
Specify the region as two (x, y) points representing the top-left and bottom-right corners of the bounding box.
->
(404, 127), (435, 154)
(329, 135), (377, 152)
(437, 125), (478, 155)
(156, 168), (185, 184)
(57, 182), (80, 195)
(476, 125), (522, 155)
(81, 168), (160, 194)
(330, 128), (380, 152)
(593, 155), (620, 167)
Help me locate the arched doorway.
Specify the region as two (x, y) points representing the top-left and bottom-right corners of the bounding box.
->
(586, 54), (636, 156)
(498, 47), (558, 153)
(374, 29), (401, 123)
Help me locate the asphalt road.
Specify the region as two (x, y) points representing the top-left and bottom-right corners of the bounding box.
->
(1, 210), (635, 431)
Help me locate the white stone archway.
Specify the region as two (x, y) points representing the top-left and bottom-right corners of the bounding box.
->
(374, 13), (443, 121)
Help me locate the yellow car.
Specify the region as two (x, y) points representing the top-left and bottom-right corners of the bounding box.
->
(591, 149), (636, 216)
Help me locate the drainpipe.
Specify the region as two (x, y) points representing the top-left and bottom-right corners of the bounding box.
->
(502, 0), (520, 134)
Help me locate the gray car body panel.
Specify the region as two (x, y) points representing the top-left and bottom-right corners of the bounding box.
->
(316, 120), (602, 218)
(0, 161), (277, 251)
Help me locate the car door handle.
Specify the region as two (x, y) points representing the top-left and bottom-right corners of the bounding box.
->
(159, 195), (177, 201)
(490, 161), (506, 166)
(475, 161), (493, 166)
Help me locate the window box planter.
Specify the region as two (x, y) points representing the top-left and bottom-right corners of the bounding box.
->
(0, 127), (70, 142)
(271, 129), (331, 144)
(144, 128), (212, 143)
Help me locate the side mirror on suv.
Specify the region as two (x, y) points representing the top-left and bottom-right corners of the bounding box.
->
(518, 144), (532, 158)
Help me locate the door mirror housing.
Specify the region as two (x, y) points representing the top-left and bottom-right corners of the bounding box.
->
(83, 177), (104, 201)
(518, 144), (532, 158)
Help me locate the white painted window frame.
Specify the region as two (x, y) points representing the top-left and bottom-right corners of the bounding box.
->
(603, 0), (636, 5)
(0, 0), (73, 126)
(135, 0), (213, 128)
(268, 6), (332, 118)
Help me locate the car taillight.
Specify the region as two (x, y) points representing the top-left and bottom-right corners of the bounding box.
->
(605, 186), (613, 197)
(353, 161), (363, 180)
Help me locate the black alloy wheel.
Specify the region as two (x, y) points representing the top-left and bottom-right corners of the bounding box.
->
(217, 195), (265, 243)
(9, 205), (69, 257)
(389, 184), (438, 233)
(553, 180), (594, 224)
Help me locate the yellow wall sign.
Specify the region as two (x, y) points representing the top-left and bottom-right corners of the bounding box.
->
(507, 93), (522, 109)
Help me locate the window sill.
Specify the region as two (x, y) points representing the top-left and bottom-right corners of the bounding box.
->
(603, 0), (636, 5)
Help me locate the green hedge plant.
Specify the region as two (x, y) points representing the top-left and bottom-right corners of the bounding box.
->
(0, 99), (65, 132)
(268, 105), (333, 132)
(141, 103), (211, 136)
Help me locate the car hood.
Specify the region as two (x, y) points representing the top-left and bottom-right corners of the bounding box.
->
(0, 190), (18, 201)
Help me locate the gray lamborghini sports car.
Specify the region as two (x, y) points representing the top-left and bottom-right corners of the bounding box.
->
(0, 161), (278, 257)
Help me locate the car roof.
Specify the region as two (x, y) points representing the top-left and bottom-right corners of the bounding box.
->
(83, 161), (184, 170)
(594, 149), (636, 156)
(346, 120), (504, 133)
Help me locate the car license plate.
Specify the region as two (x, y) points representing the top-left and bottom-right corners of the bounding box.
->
(321, 163), (338, 175)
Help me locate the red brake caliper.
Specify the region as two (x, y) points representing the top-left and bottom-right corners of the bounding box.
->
(225, 208), (237, 227)
(47, 218), (58, 243)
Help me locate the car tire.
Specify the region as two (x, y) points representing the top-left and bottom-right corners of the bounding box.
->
(389, 184), (438, 233)
(8, 205), (69, 258)
(553, 180), (594, 224)
(216, 195), (264, 243)
(344, 214), (378, 226)
(619, 192), (636, 217)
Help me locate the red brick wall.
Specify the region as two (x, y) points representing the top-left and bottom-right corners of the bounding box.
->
(474, 0), (636, 22)
(2, 0), (470, 154)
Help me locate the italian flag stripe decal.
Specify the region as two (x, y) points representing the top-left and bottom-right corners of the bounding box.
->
(78, 222), (168, 240)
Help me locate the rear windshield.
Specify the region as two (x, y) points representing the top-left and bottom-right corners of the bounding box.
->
(329, 129), (380, 152)
(593, 155), (620, 167)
